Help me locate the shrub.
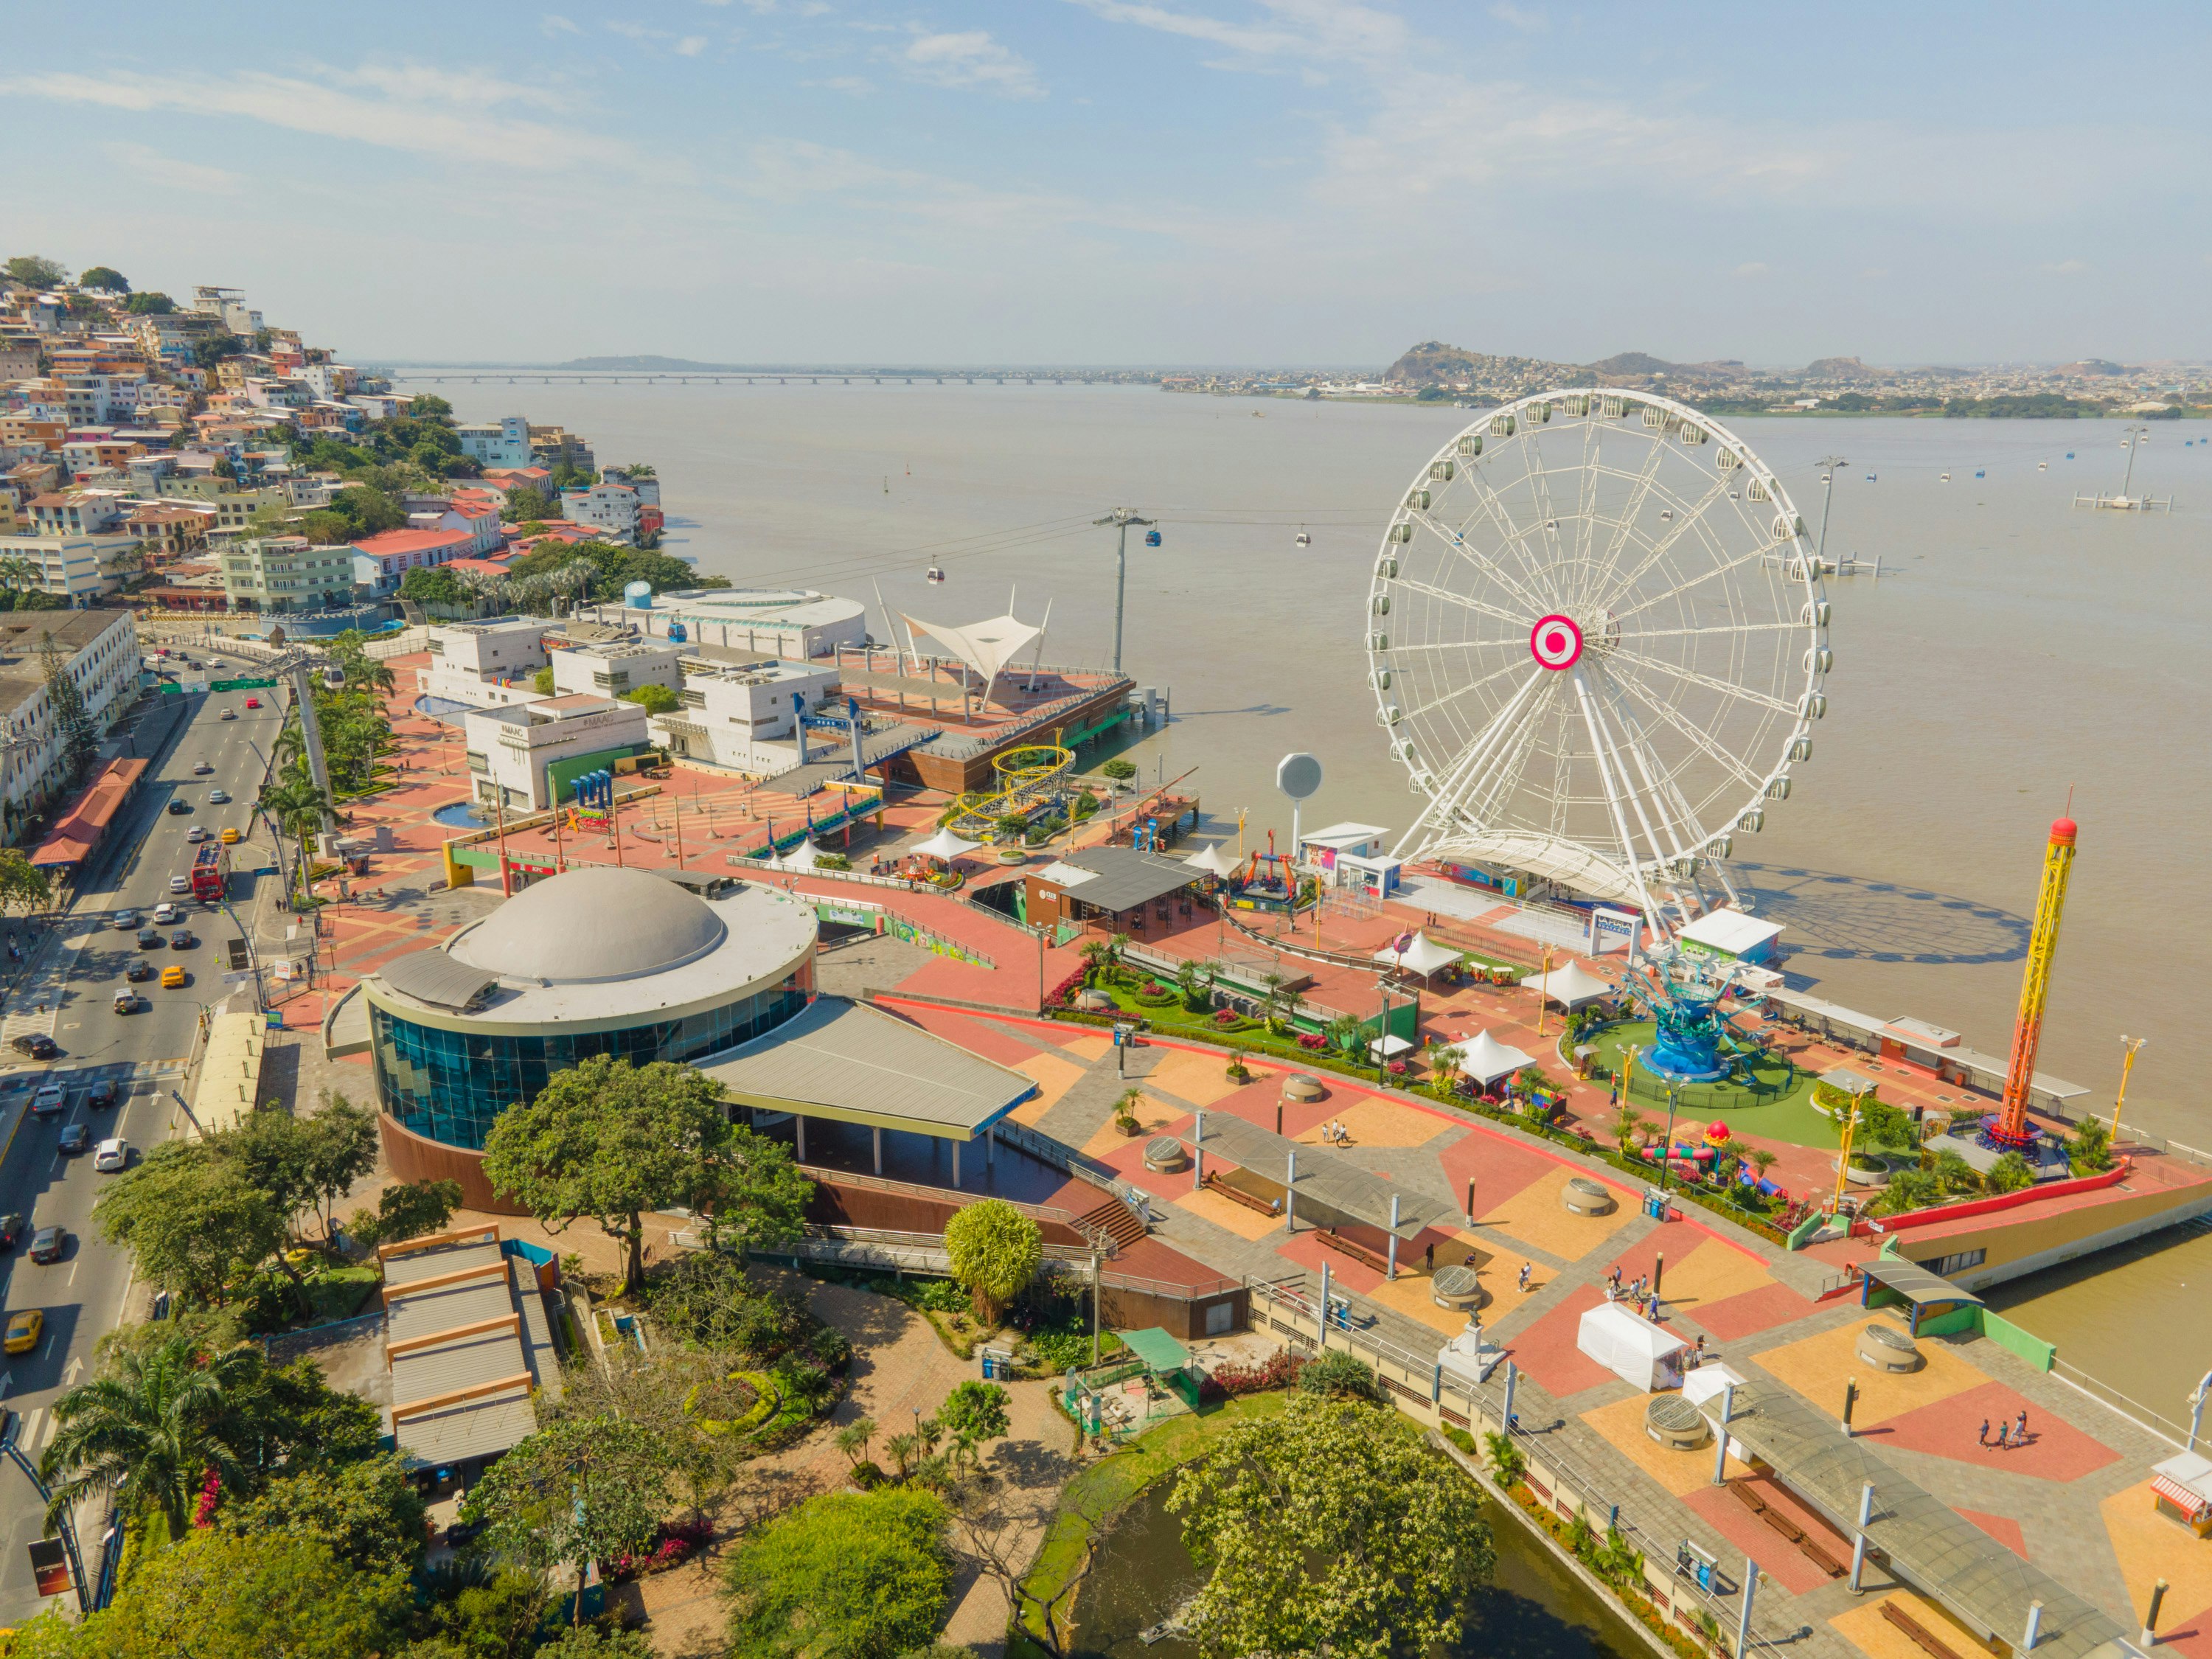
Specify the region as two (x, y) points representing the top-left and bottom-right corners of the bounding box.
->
(942, 1200), (1042, 1321)
(2069, 1116), (2115, 1175)
(1295, 1349), (1387, 1405)
(1987, 1151), (2035, 1194)
(1197, 1349), (1303, 1400)
(1100, 758), (1137, 782)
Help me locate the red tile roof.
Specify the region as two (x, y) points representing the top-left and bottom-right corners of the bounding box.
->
(350, 528), (473, 556)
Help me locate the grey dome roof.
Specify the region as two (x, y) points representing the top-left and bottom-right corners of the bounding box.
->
(450, 866), (727, 984)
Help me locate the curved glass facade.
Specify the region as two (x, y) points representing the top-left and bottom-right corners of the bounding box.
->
(372, 975), (810, 1151)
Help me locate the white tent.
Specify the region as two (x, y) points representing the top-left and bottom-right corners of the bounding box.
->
(1576, 1302), (1688, 1392)
(914, 824), (982, 862)
(1450, 1029), (1534, 1086)
(1371, 931), (1462, 980)
(775, 839), (827, 872)
(1520, 959), (1615, 1009)
(1182, 841), (1242, 880)
(902, 612), (1044, 703)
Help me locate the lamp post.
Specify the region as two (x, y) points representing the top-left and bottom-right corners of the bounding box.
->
(2113, 1034), (2146, 1136)
(1659, 1085), (1680, 1193)
(1092, 509), (1155, 675)
(1815, 454), (1848, 564)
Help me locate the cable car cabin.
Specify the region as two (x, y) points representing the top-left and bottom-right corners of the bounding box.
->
(1295, 531), (1311, 546)
(925, 566), (945, 585)
(1144, 529), (1162, 546)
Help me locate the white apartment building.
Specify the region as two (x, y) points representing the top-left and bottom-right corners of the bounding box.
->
(219, 535), (354, 613)
(0, 533), (138, 602)
(0, 609), (140, 843)
(548, 640), (683, 700)
(557, 481), (639, 540)
(420, 619), (552, 708)
(599, 467), (661, 507)
(456, 417), (532, 468)
(463, 695), (650, 811)
(652, 660), (838, 772)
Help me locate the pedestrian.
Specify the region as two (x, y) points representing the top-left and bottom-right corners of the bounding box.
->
(2017, 1408), (2028, 1444)
(1695, 1333), (1708, 1360)
(1978, 1418), (1989, 1447)
(1517, 1262), (1531, 1292)
(1997, 1422), (2011, 1450)
(1610, 1265), (1623, 1293)
(1425, 1242), (1435, 1271)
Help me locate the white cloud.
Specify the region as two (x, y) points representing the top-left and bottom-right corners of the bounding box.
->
(7, 66), (645, 175)
(805, 75), (874, 96)
(2040, 258), (2088, 274)
(902, 31), (1044, 98)
(101, 140), (243, 195)
(1064, 0), (1407, 62)
(1489, 3), (1547, 32)
(541, 13), (582, 34)
(678, 35), (709, 55)
(1735, 261), (1771, 276)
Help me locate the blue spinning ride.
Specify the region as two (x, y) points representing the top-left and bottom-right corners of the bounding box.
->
(1622, 947), (1758, 1085)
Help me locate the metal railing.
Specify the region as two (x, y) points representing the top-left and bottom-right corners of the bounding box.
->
(2050, 1357), (2199, 1452)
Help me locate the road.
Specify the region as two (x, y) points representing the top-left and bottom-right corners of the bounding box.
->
(0, 650), (285, 1624)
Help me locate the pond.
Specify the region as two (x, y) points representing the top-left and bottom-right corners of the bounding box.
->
(1070, 1476), (1646, 1659)
(432, 801), (493, 830)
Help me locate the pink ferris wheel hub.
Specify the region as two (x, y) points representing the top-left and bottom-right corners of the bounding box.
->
(1529, 614), (1584, 671)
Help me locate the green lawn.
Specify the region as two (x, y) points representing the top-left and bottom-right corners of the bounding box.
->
(1583, 1020), (1841, 1150)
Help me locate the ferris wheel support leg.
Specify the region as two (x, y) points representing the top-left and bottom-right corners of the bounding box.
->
(1568, 667), (1666, 937)
(1388, 670), (1545, 863)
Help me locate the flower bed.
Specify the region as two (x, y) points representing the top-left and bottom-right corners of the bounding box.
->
(606, 1515), (715, 1582)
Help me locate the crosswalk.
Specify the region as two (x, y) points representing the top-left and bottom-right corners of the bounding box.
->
(0, 922), (102, 1054)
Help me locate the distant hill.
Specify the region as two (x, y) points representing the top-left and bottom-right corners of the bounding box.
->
(1383, 340), (1580, 386)
(1802, 355), (1896, 383)
(2063, 358), (2128, 378)
(553, 355), (742, 372)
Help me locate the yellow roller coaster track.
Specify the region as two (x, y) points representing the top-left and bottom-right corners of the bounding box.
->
(947, 744), (1077, 841)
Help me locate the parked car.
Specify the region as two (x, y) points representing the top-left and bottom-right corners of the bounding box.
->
(166, 799), (191, 815)
(29, 1226), (63, 1264)
(0, 1214), (24, 1251)
(57, 1124), (89, 1156)
(93, 1138), (128, 1173)
(29, 1085), (64, 1116)
(125, 959), (154, 982)
(4, 1310), (44, 1354)
(10, 1034), (57, 1060)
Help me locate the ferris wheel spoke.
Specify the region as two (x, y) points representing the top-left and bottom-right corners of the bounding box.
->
(1582, 431), (1673, 607)
(1419, 669), (1550, 833)
(1596, 658), (1767, 796)
(1588, 662), (1719, 860)
(1588, 473), (1733, 615)
(1411, 511), (1551, 617)
(1607, 537), (1784, 626)
(1612, 620), (1805, 644)
(1388, 573), (1532, 634)
(1457, 675), (1559, 834)
(1444, 476), (1566, 608)
(1568, 666), (1666, 886)
(1602, 646), (1798, 716)
(1397, 655), (1530, 725)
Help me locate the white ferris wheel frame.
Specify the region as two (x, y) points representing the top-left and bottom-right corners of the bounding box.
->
(1367, 387), (1832, 933)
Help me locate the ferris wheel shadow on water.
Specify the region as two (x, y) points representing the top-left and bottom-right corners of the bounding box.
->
(1732, 863), (2031, 968)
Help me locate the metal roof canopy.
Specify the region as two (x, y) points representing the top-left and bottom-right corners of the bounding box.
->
(1860, 1256), (1985, 1309)
(380, 949), (501, 1013)
(700, 995), (1037, 1141)
(1186, 1114), (1444, 1239)
(1698, 1382), (2129, 1659)
(1037, 846), (1203, 915)
(1120, 1326), (1192, 1373)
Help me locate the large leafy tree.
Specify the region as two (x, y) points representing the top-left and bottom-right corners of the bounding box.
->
(724, 1486), (953, 1659)
(10, 1531), (409, 1658)
(1169, 1394), (1495, 1659)
(76, 265), (129, 293)
(3, 254), (66, 287)
(347, 1176), (462, 1248)
(39, 636), (100, 787)
(941, 1198), (1041, 1321)
(0, 847), (52, 914)
(215, 1453), (427, 1576)
(483, 1056), (807, 1294)
(92, 1143), (290, 1306)
(462, 1412), (671, 1628)
(38, 1334), (259, 1541)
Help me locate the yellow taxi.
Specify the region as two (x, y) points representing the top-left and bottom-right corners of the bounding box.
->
(160, 965), (186, 989)
(220, 827), (241, 845)
(4, 1309), (44, 1354)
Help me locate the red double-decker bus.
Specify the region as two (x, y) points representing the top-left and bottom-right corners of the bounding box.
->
(189, 841), (230, 902)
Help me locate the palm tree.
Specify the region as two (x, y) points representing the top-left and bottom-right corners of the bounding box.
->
(258, 771), (330, 908)
(1611, 1107), (1651, 1152)
(41, 1335), (258, 1543)
(1747, 1147), (1779, 1186)
(1425, 1040), (1462, 1096)
(1078, 939), (1113, 988)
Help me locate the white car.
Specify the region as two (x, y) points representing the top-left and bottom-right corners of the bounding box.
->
(153, 902), (182, 925)
(185, 826), (209, 844)
(169, 875), (191, 895)
(29, 1085), (65, 1117)
(93, 1138), (128, 1173)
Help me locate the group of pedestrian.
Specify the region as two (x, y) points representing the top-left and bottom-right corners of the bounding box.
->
(1978, 1410), (2033, 1451)
(1604, 1264), (1663, 1320)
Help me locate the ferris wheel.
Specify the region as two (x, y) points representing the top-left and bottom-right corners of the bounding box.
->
(1368, 389), (1832, 931)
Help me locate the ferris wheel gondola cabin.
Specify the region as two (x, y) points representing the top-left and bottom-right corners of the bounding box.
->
(1367, 388), (1834, 941)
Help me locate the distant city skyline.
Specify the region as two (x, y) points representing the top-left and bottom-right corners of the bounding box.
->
(5, 1), (2207, 366)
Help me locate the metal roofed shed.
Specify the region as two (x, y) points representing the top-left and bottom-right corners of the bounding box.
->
(378, 950), (501, 1014)
(380, 1224), (561, 1472)
(1184, 1113), (1446, 1239)
(1120, 1326), (1192, 1375)
(1858, 1256), (1983, 1335)
(700, 995), (1037, 1141)
(1675, 908), (1784, 964)
(1694, 1380), (2133, 1659)
(1029, 847), (1202, 917)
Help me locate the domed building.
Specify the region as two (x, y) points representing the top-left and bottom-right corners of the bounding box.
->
(346, 863), (1040, 1209)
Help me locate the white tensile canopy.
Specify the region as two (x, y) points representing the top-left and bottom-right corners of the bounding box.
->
(1577, 1301), (1688, 1391)
(1181, 841), (1242, 880)
(1520, 959), (1614, 1009)
(1450, 1028), (1534, 1085)
(774, 839), (827, 872)
(914, 824), (982, 861)
(1371, 931), (1461, 979)
(902, 613), (1044, 692)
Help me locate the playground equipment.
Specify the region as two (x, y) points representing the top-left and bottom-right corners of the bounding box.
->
(1618, 944), (1766, 1085)
(1984, 814), (2079, 1152)
(568, 768), (615, 835)
(945, 743), (1076, 841)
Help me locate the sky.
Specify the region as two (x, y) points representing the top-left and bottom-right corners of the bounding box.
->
(4, 1), (2208, 367)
